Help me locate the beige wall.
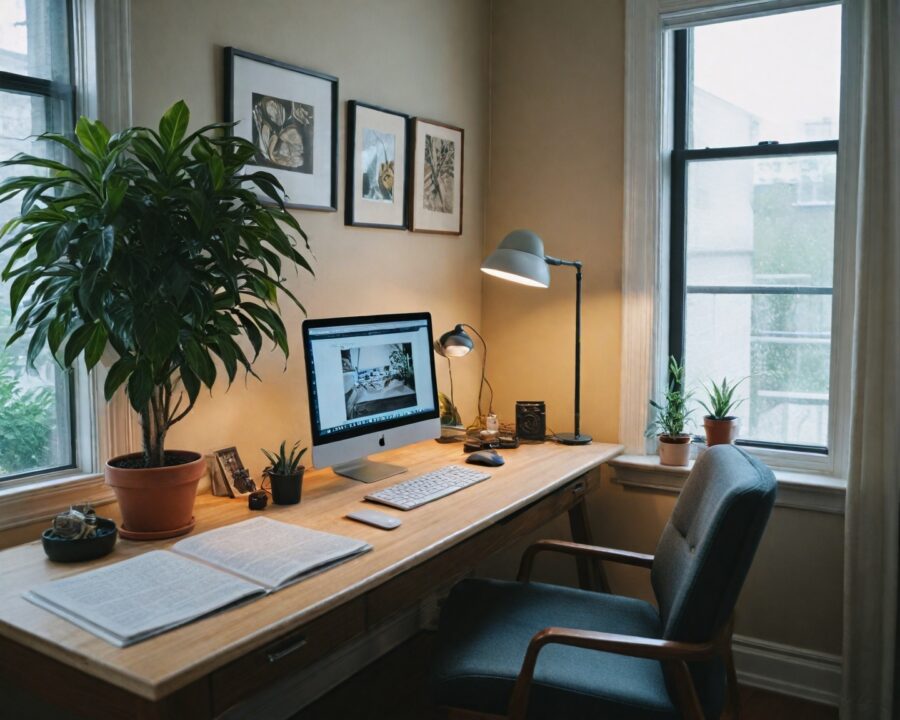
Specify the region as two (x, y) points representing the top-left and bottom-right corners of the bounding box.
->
(484, 0), (843, 656)
(129, 0), (490, 483)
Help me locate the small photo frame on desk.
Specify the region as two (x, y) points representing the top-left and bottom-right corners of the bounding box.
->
(213, 447), (256, 495)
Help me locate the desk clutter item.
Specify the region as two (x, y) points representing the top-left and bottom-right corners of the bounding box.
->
(214, 447), (256, 495)
(25, 518), (371, 647)
(516, 401), (546, 441)
(364, 465), (490, 511)
(248, 490), (268, 511)
(42, 506), (117, 563)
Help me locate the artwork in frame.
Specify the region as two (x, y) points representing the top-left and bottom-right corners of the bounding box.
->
(225, 47), (338, 211)
(410, 118), (463, 235)
(345, 101), (410, 229)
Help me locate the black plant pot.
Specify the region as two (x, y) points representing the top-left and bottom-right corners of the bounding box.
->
(268, 469), (304, 505)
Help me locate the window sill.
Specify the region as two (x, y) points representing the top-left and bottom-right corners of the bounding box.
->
(0, 472), (116, 532)
(609, 454), (846, 515)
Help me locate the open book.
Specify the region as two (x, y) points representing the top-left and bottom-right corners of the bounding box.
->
(24, 518), (371, 647)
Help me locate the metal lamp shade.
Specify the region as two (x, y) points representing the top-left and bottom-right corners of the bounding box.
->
(480, 229), (550, 288)
(435, 325), (474, 357)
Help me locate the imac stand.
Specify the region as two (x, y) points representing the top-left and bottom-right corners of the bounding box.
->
(332, 458), (407, 484)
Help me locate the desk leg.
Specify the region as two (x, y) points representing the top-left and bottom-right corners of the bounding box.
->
(568, 498), (610, 593)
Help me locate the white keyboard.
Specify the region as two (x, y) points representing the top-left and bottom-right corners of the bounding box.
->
(364, 465), (491, 511)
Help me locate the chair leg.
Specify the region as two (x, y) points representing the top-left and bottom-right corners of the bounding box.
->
(724, 636), (741, 719)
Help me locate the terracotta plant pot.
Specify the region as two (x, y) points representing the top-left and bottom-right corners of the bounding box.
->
(269, 468), (304, 505)
(704, 417), (739, 447)
(105, 451), (205, 540)
(658, 435), (692, 467)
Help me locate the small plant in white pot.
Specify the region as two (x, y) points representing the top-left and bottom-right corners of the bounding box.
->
(647, 357), (694, 467)
(699, 377), (746, 447)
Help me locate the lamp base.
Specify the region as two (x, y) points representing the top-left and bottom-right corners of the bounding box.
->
(555, 432), (592, 446)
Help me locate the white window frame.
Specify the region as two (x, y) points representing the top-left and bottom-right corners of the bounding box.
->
(0, 0), (135, 532)
(619, 0), (861, 478)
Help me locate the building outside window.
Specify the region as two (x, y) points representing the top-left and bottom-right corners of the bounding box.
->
(0, 0), (76, 481)
(670, 5), (841, 453)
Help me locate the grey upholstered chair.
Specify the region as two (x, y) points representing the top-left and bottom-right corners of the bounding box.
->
(430, 444), (777, 720)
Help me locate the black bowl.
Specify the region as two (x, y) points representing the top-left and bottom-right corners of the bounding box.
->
(42, 518), (118, 563)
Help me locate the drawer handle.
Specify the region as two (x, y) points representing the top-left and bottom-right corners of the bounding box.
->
(266, 636), (308, 663)
(571, 480), (586, 496)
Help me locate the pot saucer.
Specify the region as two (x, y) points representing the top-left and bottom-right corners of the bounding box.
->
(119, 517), (195, 541)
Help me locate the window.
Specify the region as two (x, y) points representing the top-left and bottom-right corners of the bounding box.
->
(669, 5), (842, 453)
(0, 0), (76, 481)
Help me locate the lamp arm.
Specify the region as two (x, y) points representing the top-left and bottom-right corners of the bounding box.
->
(544, 254), (583, 270)
(460, 323), (494, 420)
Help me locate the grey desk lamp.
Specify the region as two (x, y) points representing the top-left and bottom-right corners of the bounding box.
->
(481, 229), (591, 445)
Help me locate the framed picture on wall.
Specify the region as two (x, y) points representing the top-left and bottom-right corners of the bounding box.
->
(225, 47), (338, 211)
(345, 101), (409, 229)
(410, 118), (463, 235)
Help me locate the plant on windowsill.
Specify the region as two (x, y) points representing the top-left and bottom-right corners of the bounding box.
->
(646, 356), (694, 467)
(0, 100), (313, 539)
(699, 376), (747, 447)
(262, 441), (307, 505)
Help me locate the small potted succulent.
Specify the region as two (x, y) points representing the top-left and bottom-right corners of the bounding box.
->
(262, 441), (307, 505)
(699, 377), (747, 447)
(647, 357), (694, 467)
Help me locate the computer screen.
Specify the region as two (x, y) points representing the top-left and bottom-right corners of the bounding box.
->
(302, 313), (439, 449)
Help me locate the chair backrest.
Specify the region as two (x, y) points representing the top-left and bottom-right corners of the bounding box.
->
(651, 445), (776, 642)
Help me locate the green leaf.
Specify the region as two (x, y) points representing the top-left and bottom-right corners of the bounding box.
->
(75, 116), (111, 158)
(84, 323), (109, 370)
(127, 361), (154, 412)
(182, 337), (216, 387)
(159, 100), (190, 150)
(134, 303), (180, 366)
(104, 355), (136, 400)
(63, 323), (96, 367)
(8, 273), (32, 317)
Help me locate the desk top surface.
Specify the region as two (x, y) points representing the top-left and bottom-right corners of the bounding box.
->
(0, 440), (621, 700)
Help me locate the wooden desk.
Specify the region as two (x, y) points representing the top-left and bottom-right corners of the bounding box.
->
(0, 440), (621, 719)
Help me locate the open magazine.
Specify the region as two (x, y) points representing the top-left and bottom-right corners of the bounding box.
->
(24, 517), (371, 647)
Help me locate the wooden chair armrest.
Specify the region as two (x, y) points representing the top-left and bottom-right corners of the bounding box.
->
(517, 539), (654, 581)
(507, 627), (716, 720)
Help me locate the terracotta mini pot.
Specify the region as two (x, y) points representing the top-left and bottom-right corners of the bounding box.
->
(105, 451), (204, 540)
(658, 435), (692, 467)
(268, 468), (304, 505)
(704, 417), (739, 447)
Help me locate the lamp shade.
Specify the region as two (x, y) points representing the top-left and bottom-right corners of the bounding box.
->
(434, 325), (474, 357)
(480, 229), (550, 288)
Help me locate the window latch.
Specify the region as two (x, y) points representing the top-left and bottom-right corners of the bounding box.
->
(758, 140), (780, 146)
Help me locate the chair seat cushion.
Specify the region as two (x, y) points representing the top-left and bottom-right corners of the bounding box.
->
(431, 578), (679, 719)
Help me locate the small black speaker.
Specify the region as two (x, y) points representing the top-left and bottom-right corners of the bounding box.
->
(516, 401), (546, 441)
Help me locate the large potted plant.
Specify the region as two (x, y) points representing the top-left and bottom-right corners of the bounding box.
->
(1, 101), (312, 539)
(699, 376), (746, 447)
(647, 357), (694, 467)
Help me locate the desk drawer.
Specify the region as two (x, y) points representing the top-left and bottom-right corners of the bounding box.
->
(210, 597), (365, 714)
(366, 471), (599, 626)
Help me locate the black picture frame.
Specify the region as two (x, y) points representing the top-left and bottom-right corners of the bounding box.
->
(225, 47), (338, 212)
(410, 117), (464, 235)
(345, 101), (410, 229)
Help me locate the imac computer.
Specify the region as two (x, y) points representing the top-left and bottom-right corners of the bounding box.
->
(302, 312), (441, 483)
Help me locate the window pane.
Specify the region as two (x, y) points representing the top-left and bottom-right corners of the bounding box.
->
(683, 153), (836, 448)
(0, 89), (74, 479)
(0, 0), (70, 81)
(685, 293), (831, 447)
(686, 155), (836, 287)
(690, 5), (841, 148)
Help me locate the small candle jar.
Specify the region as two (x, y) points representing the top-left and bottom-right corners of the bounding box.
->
(248, 490), (268, 511)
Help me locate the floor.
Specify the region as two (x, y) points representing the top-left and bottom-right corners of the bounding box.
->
(293, 632), (839, 720)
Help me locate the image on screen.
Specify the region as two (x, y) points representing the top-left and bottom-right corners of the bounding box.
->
(341, 343), (416, 419)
